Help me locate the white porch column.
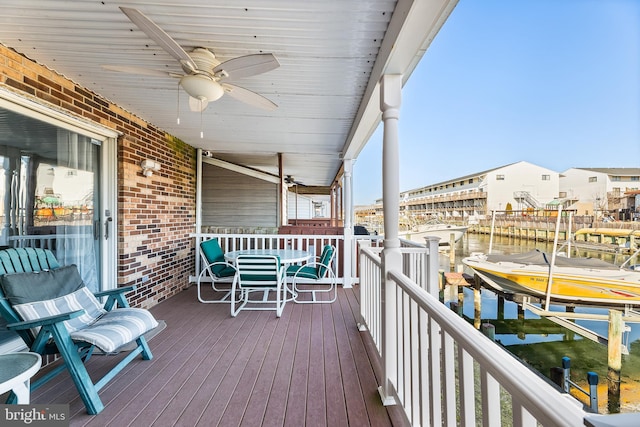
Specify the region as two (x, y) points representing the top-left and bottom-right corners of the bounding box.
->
(1, 158), (12, 245)
(343, 159), (354, 288)
(331, 187), (337, 226)
(194, 149), (203, 275)
(379, 73), (402, 405)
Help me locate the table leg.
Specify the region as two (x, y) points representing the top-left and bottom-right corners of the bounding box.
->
(13, 379), (31, 404)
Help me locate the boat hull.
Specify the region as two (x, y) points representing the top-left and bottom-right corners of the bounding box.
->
(463, 254), (640, 307)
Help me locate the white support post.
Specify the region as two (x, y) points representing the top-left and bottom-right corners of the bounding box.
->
(194, 149), (203, 279)
(425, 236), (440, 297)
(331, 187), (337, 226)
(545, 205), (563, 309)
(279, 153), (288, 227)
(343, 158), (354, 288)
(379, 74), (402, 405)
(1, 157), (12, 246)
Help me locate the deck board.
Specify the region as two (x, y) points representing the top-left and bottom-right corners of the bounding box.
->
(284, 303), (312, 427)
(305, 304), (328, 426)
(262, 302), (302, 426)
(332, 288), (372, 427)
(323, 303), (349, 426)
(19, 285), (407, 426)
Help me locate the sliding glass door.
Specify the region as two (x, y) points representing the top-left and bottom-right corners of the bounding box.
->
(0, 99), (117, 353)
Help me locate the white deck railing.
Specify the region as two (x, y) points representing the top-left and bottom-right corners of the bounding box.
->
(358, 243), (590, 427)
(191, 233), (347, 284)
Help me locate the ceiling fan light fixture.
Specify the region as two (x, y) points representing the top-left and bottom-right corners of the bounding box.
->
(179, 75), (224, 103)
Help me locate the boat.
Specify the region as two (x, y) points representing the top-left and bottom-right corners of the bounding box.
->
(400, 219), (468, 245)
(463, 249), (640, 307)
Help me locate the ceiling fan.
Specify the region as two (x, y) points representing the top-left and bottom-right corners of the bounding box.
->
(284, 175), (305, 187)
(104, 7), (280, 113)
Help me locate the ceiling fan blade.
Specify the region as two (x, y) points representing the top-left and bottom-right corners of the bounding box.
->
(101, 65), (174, 77)
(222, 84), (278, 111)
(120, 7), (197, 73)
(188, 96), (209, 112)
(214, 54), (280, 80)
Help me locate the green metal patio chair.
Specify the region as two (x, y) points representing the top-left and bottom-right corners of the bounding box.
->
(197, 238), (237, 303)
(0, 247), (159, 415)
(232, 255), (286, 317)
(286, 244), (337, 304)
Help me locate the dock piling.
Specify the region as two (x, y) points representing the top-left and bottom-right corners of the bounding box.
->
(482, 323), (495, 341)
(449, 232), (455, 267)
(607, 309), (622, 413)
(473, 276), (482, 329)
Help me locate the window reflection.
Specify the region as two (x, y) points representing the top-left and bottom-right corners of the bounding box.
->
(0, 108), (101, 289)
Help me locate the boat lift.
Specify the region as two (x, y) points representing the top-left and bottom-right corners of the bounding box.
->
(483, 206), (640, 411)
(526, 206), (640, 352)
(484, 206), (640, 353)
(521, 297), (640, 355)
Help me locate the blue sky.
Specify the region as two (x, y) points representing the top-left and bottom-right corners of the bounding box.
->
(353, 0), (640, 205)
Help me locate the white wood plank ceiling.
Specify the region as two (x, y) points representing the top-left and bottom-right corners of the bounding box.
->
(0, 0), (457, 187)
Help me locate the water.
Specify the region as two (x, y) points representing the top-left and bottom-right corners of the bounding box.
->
(441, 233), (640, 414)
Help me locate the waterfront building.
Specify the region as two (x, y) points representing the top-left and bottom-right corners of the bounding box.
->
(559, 167), (640, 218)
(356, 163), (640, 226)
(358, 161), (560, 226)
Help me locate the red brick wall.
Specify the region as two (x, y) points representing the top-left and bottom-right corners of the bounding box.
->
(0, 45), (196, 308)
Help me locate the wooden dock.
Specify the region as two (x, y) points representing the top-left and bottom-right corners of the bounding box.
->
(469, 224), (638, 254)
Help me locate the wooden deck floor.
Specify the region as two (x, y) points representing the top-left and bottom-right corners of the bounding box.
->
(26, 285), (407, 426)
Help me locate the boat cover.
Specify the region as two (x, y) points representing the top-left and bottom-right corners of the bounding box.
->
(485, 249), (621, 270)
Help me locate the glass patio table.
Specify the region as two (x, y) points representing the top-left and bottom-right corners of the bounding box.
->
(223, 248), (313, 265)
(0, 352), (42, 404)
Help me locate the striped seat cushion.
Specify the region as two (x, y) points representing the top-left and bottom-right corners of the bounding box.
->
(13, 291), (158, 353)
(2, 264), (158, 353)
(2, 265), (108, 339)
(12, 287), (107, 338)
(70, 308), (158, 353)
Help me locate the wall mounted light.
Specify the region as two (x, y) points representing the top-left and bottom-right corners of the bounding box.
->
(140, 159), (161, 177)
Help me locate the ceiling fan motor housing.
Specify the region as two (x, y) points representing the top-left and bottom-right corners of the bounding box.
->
(180, 75), (224, 102)
(189, 48), (221, 73)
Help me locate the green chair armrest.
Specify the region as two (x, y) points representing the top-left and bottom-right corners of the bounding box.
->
(94, 285), (136, 298)
(7, 310), (85, 330)
(95, 286), (136, 311)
